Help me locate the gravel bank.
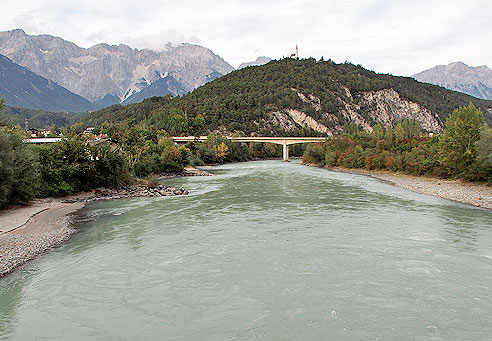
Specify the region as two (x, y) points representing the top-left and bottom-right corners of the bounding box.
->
(0, 226), (74, 276)
(331, 167), (492, 210)
(0, 183), (192, 277)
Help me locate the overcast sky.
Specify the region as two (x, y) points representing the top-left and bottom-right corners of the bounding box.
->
(1, 0), (491, 75)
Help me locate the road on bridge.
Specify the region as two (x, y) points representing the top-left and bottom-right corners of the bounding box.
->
(172, 136), (328, 161)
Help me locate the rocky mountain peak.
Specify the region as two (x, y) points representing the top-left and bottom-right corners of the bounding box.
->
(413, 61), (492, 100)
(238, 56), (272, 69)
(0, 29), (234, 104)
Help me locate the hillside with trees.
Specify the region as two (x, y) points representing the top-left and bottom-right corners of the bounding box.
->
(1, 106), (85, 129)
(303, 103), (492, 183)
(82, 58), (492, 136)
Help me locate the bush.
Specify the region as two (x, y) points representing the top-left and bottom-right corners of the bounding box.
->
(143, 175), (160, 188)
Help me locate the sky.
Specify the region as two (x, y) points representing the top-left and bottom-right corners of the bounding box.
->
(0, 0), (491, 76)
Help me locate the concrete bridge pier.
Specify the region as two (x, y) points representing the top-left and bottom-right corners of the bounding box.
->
(282, 143), (289, 162)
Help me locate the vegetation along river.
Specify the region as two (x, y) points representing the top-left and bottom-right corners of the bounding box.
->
(1, 160), (492, 340)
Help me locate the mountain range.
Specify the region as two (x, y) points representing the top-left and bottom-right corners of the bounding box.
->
(0, 54), (94, 112)
(413, 62), (492, 100)
(0, 29), (234, 108)
(1, 27), (492, 134)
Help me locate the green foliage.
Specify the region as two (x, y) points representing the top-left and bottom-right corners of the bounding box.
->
(394, 122), (405, 143)
(8, 133), (41, 203)
(38, 136), (93, 196)
(1, 106), (85, 129)
(80, 59), (492, 137)
(371, 123), (384, 142)
(439, 103), (485, 177)
(91, 142), (131, 188)
(472, 126), (492, 182)
(0, 131), (14, 206)
(83, 96), (174, 127)
(0, 129), (41, 207)
(304, 109), (491, 182)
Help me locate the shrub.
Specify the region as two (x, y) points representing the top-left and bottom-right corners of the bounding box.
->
(143, 175), (160, 188)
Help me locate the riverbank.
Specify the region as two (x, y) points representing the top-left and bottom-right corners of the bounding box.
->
(329, 166), (492, 210)
(0, 168), (209, 277)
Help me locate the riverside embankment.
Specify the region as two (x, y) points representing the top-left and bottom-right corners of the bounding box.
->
(328, 166), (492, 210)
(303, 162), (492, 210)
(0, 167), (209, 277)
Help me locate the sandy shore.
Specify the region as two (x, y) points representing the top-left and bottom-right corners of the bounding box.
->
(330, 167), (492, 210)
(0, 196), (87, 276)
(0, 178), (196, 277)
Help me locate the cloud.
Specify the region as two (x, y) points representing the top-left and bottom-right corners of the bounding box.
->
(125, 30), (201, 51)
(0, 0), (491, 74)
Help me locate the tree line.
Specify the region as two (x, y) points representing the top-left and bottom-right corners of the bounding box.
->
(0, 100), (301, 208)
(303, 103), (492, 182)
(81, 58), (492, 136)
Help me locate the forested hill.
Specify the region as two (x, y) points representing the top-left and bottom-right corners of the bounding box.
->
(82, 58), (492, 136)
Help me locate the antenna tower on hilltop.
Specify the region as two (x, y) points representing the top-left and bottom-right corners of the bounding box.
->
(290, 45), (299, 60)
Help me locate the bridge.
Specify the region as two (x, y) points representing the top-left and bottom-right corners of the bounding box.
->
(172, 136), (327, 161)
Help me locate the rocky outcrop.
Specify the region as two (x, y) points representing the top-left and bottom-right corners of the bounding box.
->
(352, 88), (442, 132)
(276, 87), (443, 134)
(265, 110), (332, 135)
(0, 29), (234, 103)
(413, 61), (492, 100)
(285, 109), (332, 135)
(292, 88), (322, 111)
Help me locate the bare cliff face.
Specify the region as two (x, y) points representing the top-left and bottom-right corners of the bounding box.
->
(263, 87), (442, 135)
(413, 61), (492, 100)
(0, 29), (234, 103)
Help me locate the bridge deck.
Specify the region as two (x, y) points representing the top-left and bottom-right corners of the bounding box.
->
(172, 136), (327, 145)
(172, 136), (327, 161)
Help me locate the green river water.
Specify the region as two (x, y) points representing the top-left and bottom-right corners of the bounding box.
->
(1, 160), (492, 340)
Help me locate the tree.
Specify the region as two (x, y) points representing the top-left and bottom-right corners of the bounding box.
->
(473, 126), (492, 182)
(214, 142), (229, 162)
(439, 102), (484, 176)
(384, 126), (394, 145)
(49, 123), (60, 136)
(0, 129), (41, 207)
(394, 122), (405, 143)
(0, 131), (14, 207)
(8, 132), (41, 202)
(371, 123), (384, 142)
(38, 137), (93, 196)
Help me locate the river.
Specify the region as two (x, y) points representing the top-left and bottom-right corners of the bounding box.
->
(1, 160), (491, 340)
